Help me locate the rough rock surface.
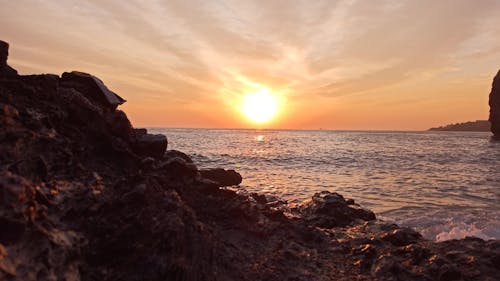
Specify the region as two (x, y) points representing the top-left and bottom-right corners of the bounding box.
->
(296, 191), (376, 227)
(199, 168), (243, 187)
(1, 41), (500, 281)
(61, 71), (125, 110)
(489, 69), (500, 139)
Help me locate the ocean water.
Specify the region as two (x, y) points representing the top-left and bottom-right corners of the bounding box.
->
(150, 128), (500, 241)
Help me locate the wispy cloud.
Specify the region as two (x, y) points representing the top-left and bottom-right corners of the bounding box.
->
(1, 0), (499, 128)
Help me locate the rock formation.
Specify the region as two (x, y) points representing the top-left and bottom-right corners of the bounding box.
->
(296, 191), (376, 227)
(489, 69), (500, 139)
(1, 40), (500, 281)
(199, 168), (243, 187)
(61, 71), (126, 110)
(0, 40), (18, 78)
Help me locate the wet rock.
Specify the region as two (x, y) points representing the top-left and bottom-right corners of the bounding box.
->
(61, 71), (125, 110)
(199, 168), (242, 187)
(489, 69), (500, 139)
(380, 228), (422, 247)
(0, 40), (17, 78)
(133, 128), (168, 159)
(297, 191), (375, 228)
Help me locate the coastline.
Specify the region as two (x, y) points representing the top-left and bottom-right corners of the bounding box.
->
(1, 53), (500, 280)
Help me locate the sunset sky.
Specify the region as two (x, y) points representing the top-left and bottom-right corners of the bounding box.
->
(2, 0), (500, 130)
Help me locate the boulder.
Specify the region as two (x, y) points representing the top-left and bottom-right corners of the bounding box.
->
(61, 71), (125, 110)
(199, 168), (242, 187)
(297, 191), (375, 228)
(0, 40), (18, 78)
(106, 110), (134, 142)
(489, 69), (500, 139)
(164, 150), (193, 163)
(133, 128), (168, 159)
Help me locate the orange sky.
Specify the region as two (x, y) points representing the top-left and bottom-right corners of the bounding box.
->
(1, 0), (500, 130)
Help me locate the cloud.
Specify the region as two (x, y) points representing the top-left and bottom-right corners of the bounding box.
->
(1, 0), (500, 128)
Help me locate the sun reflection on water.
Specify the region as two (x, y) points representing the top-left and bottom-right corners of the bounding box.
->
(255, 135), (265, 142)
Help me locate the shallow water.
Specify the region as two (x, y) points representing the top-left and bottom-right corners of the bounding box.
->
(151, 128), (500, 241)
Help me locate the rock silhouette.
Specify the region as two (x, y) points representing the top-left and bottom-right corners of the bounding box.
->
(1, 40), (499, 281)
(0, 40), (18, 78)
(61, 71), (126, 110)
(489, 69), (500, 139)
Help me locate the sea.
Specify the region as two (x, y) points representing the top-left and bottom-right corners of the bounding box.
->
(150, 128), (500, 241)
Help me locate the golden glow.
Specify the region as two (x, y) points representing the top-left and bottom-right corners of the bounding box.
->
(241, 89), (278, 123)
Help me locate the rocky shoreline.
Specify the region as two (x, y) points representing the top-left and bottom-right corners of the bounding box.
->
(1, 41), (500, 280)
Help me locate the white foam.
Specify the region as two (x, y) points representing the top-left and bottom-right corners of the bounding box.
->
(434, 222), (495, 241)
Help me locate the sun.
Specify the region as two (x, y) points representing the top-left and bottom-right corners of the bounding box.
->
(241, 89), (278, 123)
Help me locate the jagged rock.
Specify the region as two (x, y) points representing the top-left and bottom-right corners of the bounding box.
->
(61, 71), (125, 110)
(199, 168), (242, 187)
(133, 128), (168, 159)
(297, 191), (376, 228)
(0, 40), (18, 78)
(489, 69), (500, 139)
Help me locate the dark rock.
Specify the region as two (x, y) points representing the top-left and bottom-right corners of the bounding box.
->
(251, 193), (268, 204)
(133, 128), (168, 159)
(380, 228), (422, 247)
(489, 69), (500, 139)
(0, 218), (25, 245)
(106, 110), (134, 142)
(157, 157), (198, 178)
(61, 71), (125, 110)
(0, 40), (18, 78)
(297, 191), (375, 228)
(438, 264), (462, 281)
(164, 149), (193, 163)
(20, 74), (59, 95)
(199, 168), (242, 187)
(0, 40), (7, 65)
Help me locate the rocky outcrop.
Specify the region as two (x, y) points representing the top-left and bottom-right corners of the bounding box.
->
(0, 40), (18, 78)
(1, 40), (500, 281)
(489, 69), (500, 139)
(296, 191), (376, 227)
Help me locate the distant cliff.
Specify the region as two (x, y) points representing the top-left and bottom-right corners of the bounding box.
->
(428, 120), (490, 132)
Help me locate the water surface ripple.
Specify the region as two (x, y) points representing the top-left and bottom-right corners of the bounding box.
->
(151, 129), (500, 241)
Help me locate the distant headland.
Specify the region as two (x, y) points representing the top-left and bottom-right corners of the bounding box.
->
(428, 120), (490, 132)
